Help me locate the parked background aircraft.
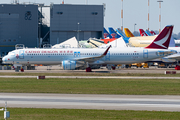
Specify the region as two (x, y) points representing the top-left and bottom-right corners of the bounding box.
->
(116, 28), (129, 43)
(103, 28), (112, 39)
(139, 29), (148, 36)
(124, 28), (135, 37)
(108, 27), (121, 38)
(150, 31), (157, 35)
(145, 30), (154, 36)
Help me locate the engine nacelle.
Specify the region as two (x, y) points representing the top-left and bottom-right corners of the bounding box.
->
(62, 60), (76, 70)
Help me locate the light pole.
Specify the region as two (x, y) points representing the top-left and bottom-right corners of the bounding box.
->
(121, 0), (123, 31)
(147, 0), (150, 30)
(77, 22), (80, 42)
(157, 0), (163, 33)
(134, 23), (137, 34)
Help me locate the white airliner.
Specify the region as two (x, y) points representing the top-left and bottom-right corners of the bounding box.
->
(2, 25), (177, 71)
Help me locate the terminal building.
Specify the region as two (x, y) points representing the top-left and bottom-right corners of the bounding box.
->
(0, 3), (104, 57)
(50, 4), (104, 45)
(0, 4), (38, 57)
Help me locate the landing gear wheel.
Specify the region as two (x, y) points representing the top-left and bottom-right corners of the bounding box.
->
(21, 67), (24, 72)
(86, 67), (92, 72)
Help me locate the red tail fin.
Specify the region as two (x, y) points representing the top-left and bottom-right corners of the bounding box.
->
(139, 29), (148, 36)
(150, 31), (156, 35)
(145, 25), (173, 49)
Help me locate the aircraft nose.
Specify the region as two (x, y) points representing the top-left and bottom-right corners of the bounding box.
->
(2, 57), (7, 63)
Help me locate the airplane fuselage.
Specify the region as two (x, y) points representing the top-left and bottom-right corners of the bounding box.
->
(2, 47), (176, 66)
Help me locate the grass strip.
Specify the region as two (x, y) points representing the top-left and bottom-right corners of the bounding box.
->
(0, 78), (180, 95)
(0, 72), (180, 77)
(0, 108), (179, 120)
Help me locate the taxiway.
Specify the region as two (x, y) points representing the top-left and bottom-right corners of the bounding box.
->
(0, 93), (180, 111)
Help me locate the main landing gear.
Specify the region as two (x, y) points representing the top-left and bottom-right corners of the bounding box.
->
(86, 67), (92, 72)
(20, 67), (24, 72)
(86, 62), (92, 72)
(175, 60), (180, 70)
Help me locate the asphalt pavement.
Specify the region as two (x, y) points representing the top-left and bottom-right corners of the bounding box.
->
(0, 93), (180, 111)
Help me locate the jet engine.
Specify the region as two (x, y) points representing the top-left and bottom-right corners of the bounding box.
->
(62, 60), (77, 70)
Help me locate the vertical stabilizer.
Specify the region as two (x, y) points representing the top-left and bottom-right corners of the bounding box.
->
(150, 31), (156, 35)
(124, 28), (134, 37)
(139, 29), (148, 36)
(103, 28), (112, 39)
(145, 29), (153, 36)
(145, 25), (173, 49)
(108, 27), (121, 38)
(116, 28), (129, 43)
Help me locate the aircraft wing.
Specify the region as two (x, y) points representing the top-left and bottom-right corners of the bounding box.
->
(165, 54), (180, 61)
(75, 45), (111, 63)
(87, 38), (105, 48)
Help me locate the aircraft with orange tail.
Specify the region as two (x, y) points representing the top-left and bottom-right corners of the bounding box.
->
(124, 28), (134, 37)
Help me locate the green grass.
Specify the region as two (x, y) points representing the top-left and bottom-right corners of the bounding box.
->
(0, 108), (180, 120)
(0, 72), (180, 77)
(0, 78), (180, 95)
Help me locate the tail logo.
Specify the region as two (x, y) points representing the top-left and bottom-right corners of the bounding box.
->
(111, 33), (116, 38)
(104, 33), (108, 38)
(154, 30), (170, 49)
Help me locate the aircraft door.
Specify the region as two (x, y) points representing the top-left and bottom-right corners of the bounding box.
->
(74, 52), (80, 57)
(19, 50), (24, 59)
(105, 52), (110, 61)
(143, 50), (148, 58)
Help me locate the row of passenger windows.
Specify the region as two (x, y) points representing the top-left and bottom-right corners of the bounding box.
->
(26, 53), (139, 56)
(80, 53), (101, 55)
(27, 54), (73, 56)
(111, 53), (139, 55)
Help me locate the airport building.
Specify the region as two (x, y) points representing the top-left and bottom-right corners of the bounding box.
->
(0, 4), (38, 57)
(50, 4), (104, 45)
(0, 3), (104, 57)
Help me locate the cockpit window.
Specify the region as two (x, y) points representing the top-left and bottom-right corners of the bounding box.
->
(8, 52), (15, 56)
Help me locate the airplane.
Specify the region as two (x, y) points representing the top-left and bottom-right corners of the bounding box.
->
(139, 29), (157, 36)
(138, 28), (175, 47)
(124, 28), (134, 37)
(116, 28), (129, 43)
(121, 28), (180, 66)
(87, 38), (105, 48)
(108, 27), (121, 38)
(145, 29), (154, 36)
(101, 38), (117, 44)
(115, 27), (180, 67)
(85, 27), (179, 67)
(103, 28), (112, 39)
(118, 27), (173, 47)
(117, 28), (153, 44)
(150, 31), (157, 35)
(2, 25), (176, 72)
(101, 28), (117, 44)
(139, 29), (148, 36)
(86, 28), (119, 46)
(52, 37), (78, 48)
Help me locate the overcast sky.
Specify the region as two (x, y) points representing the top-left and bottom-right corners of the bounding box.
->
(1, 0), (180, 34)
